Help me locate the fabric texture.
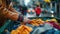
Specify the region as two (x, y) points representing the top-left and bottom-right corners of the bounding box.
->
(17, 14), (24, 22)
(35, 7), (41, 15)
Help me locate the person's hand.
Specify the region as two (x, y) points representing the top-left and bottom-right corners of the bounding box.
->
(8, 6), (19, 13)
(23, 17), (31, 24)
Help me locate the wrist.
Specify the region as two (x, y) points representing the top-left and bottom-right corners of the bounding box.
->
(23, 17), (31, 23)
(17, 14), (24, 22)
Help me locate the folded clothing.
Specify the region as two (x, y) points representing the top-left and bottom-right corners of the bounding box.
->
(49, 21), (60, 30)
(41, 28), (60, 34)
(44, 23), (53, 30)
(32, 23), (53, 34)
(32, 27), (46, 34)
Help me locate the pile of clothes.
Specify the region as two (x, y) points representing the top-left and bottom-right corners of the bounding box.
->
(27, 19), (60, 34)
(10, 19), (60, 34)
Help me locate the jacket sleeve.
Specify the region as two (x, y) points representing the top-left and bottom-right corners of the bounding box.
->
(16, 14), (24, 22)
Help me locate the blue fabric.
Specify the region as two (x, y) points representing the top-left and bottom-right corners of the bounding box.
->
(44, 23), (53, 30)
(31, 23), (53, 34)
(54, 31), (60, 34)
(32, 27), (46, 34)
(24, 11), (27, 16)
(13, 25), (19, 30)
(45, 29), (55, 34)
(41, 28), (60, 34)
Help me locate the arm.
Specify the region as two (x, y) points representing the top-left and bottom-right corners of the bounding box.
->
(0, 8), (19, 21)
(8, 6), (19, 13)
(0, 0), (31, 23)
(8, 2), (19, 13)
(0, 6), (30, 23)
(0, 5), (21, 21)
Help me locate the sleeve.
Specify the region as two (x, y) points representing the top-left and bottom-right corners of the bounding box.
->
(16, 14), (24, 23)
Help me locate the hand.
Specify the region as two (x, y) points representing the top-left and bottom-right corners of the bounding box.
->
(23, 17), (31, 23)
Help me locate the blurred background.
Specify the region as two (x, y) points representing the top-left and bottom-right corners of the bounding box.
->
(10, 0), (60, 18)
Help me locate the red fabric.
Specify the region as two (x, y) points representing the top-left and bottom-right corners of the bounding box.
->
(35, 7), (41, 15)
(49, 21), (60, 30)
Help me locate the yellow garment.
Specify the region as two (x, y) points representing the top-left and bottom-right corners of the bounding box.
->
(46, 20), (51, 22)
(46, 19), (57, 23)
(11, 25), (33, 34)
(30, 19), (44, 26)
(44, 0), (51, 3)
(10, 30), (18, 34)
(51, 19), (57, 22)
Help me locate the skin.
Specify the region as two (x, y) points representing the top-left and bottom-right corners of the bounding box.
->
(0, 0), (30, 25)
(0, 0), (21, 21)
(0, 5), (19, 21)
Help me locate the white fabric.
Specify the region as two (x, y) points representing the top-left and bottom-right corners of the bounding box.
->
(26, 13), (36, 18)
